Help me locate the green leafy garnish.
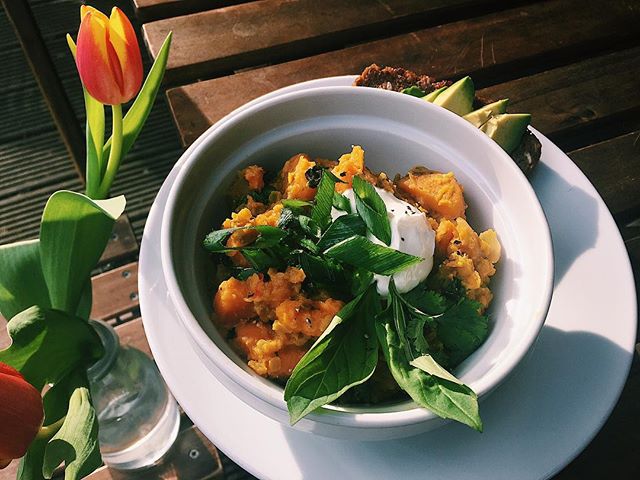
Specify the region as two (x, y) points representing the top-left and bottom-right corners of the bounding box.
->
(316, 214), (366, 251)
(401, 86), (426, 97)
(284, 285), (380, 424)
(332, 191), (352, 213)
(323, 235), (422, 275)
(311, 170), (339, 231)
(282, 199), (313, 210)
(436, 297), (489, 366)
(376, 315), (482, 431)
(352, 176), (391, 245)
(203, 225), (287, 252)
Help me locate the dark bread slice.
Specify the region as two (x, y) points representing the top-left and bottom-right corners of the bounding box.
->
(353, 64), (541, 176)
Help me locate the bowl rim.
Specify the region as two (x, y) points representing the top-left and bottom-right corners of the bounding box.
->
(160, 85), (554, 429)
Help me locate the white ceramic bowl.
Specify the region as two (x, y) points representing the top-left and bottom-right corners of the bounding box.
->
(160, 86), (554, 440)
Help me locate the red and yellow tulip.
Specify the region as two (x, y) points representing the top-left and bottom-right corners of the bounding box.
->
(75, 6), (143, 105)
(0, 362), (44, 469)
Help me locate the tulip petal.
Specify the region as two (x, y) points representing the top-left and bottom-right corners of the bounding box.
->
(0, 362), (44, 461)
(80, 5), (108, 22)
(108, 7), (143, 102)
(76, 11), (123, 105)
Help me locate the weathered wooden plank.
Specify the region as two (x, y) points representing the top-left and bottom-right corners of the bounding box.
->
(166, 0), (640, 145)
(568, 131), (640, 221)
(477, 48), (640, 148)
(98, 216), (139, 267)
(133, 0), (251, 22)
(144, 0), (500, 85)
(91, 262), (139, 322)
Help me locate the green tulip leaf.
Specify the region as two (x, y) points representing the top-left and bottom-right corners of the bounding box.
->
(39, 191), (125, 314)
(0, 240), (50, 320)
(42, 387), (101, 480)
(17, 369), (91, 480)
(0, 306), (103, 390)
(103, 32), (172, 161)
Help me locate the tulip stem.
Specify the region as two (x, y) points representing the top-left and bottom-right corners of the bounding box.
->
(97, 103), (123, 199)
(36, 415), (66, 440)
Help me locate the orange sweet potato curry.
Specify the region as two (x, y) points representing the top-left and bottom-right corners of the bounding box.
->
(203, 146), (500, 430)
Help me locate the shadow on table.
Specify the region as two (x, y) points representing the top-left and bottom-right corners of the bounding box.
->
(277, 325), (632, 480)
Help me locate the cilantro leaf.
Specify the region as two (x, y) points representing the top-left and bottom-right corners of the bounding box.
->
(436, 297), (489, 366)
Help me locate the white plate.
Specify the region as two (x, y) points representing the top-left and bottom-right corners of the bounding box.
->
(139, 76), (637, 480)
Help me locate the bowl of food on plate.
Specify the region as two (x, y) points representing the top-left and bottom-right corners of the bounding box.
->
(158, 71), (553, 440)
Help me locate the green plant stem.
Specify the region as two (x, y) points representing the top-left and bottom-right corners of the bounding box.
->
(96, 104), (123, 199)
(36, 416), (66, 440)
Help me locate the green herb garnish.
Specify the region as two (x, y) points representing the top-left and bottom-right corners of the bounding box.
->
(323, 235), (422, 275)
(284, 284), (381, 424)
(352, 176), (392, 245)
(401, 86), (426, 97)
(311, 170), (339, 231)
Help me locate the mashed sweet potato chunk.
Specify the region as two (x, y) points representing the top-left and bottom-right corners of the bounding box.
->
(332, 145), (365, 193)
(396, 167), (466, 219)
(214, 267), (344, 378)
(435, 218), (501, 309)
(280, 154), (317, 200)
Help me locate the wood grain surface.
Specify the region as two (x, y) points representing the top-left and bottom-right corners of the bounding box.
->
(143, 0), (500, 84)
(164, 0), (640, 146)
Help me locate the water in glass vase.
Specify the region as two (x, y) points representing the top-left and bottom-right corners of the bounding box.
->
(88, 320), (180, 470)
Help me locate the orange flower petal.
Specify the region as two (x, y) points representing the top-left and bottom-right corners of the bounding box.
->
(76, 11), (124, 104)
(0, 363), (44, 462)
(108, 7), (143, 102)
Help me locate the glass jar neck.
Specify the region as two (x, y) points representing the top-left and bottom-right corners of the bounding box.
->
(87, 319), (120, 381)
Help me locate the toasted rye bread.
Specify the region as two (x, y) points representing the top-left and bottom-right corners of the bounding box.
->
(354, 64), (541, 176)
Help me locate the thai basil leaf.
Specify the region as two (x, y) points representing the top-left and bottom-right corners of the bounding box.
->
(0, 239), (50, 320)
(0, 306), (103, 390)
(102, 33), (172, 161)
(350, 269), (374, 296)
(410, 355), (464, 385)
(295, 252), (346, 286)
(324, 235), (422, 275)
(401, 86), (426, 97)
(203, 225), (287, 253)
(436, 298), (489, 367)
(284, 285), (380, 424)
(282, 199), (313, 210)
(242, 249), (282, 271)
(39, 192), (125, 314)
(311, 170), (338, 231)
(376, 316), (482, 431)
(298, 215), (321, 239)
(389, 279), (413, 362)
(316, 214), (366, 251)
(42, 387), (101, 480)
(332, 191), (352, 213)
(352, 176), (391, 245)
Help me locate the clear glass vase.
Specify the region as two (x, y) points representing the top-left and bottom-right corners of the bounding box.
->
(88, 320), (181, 470)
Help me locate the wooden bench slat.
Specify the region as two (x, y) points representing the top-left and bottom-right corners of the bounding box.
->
(133, 0), (251, 22)
(477, 48), (640, 146)
(144, 0), (497, 85)
(98, 216), (139, 267)
(166, 0), (640, 146)
(568, 131), (640, 221)
(91, 262), (139, 322)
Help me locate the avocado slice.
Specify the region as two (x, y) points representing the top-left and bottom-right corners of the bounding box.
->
(422, 86), (447, 102)
(433, 76), (474, 115)
(480, 113), (532, 154)
(463, 99), (509, 127)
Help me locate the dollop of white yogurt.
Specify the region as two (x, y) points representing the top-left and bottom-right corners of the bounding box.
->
(331, 187), (435, 296)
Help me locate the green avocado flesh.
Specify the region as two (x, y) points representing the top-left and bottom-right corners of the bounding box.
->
(463, 99), (509, 127)
(480, 113), (532, 153)
(423, 86), (447, 102)
(433, 76), (474, 115)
